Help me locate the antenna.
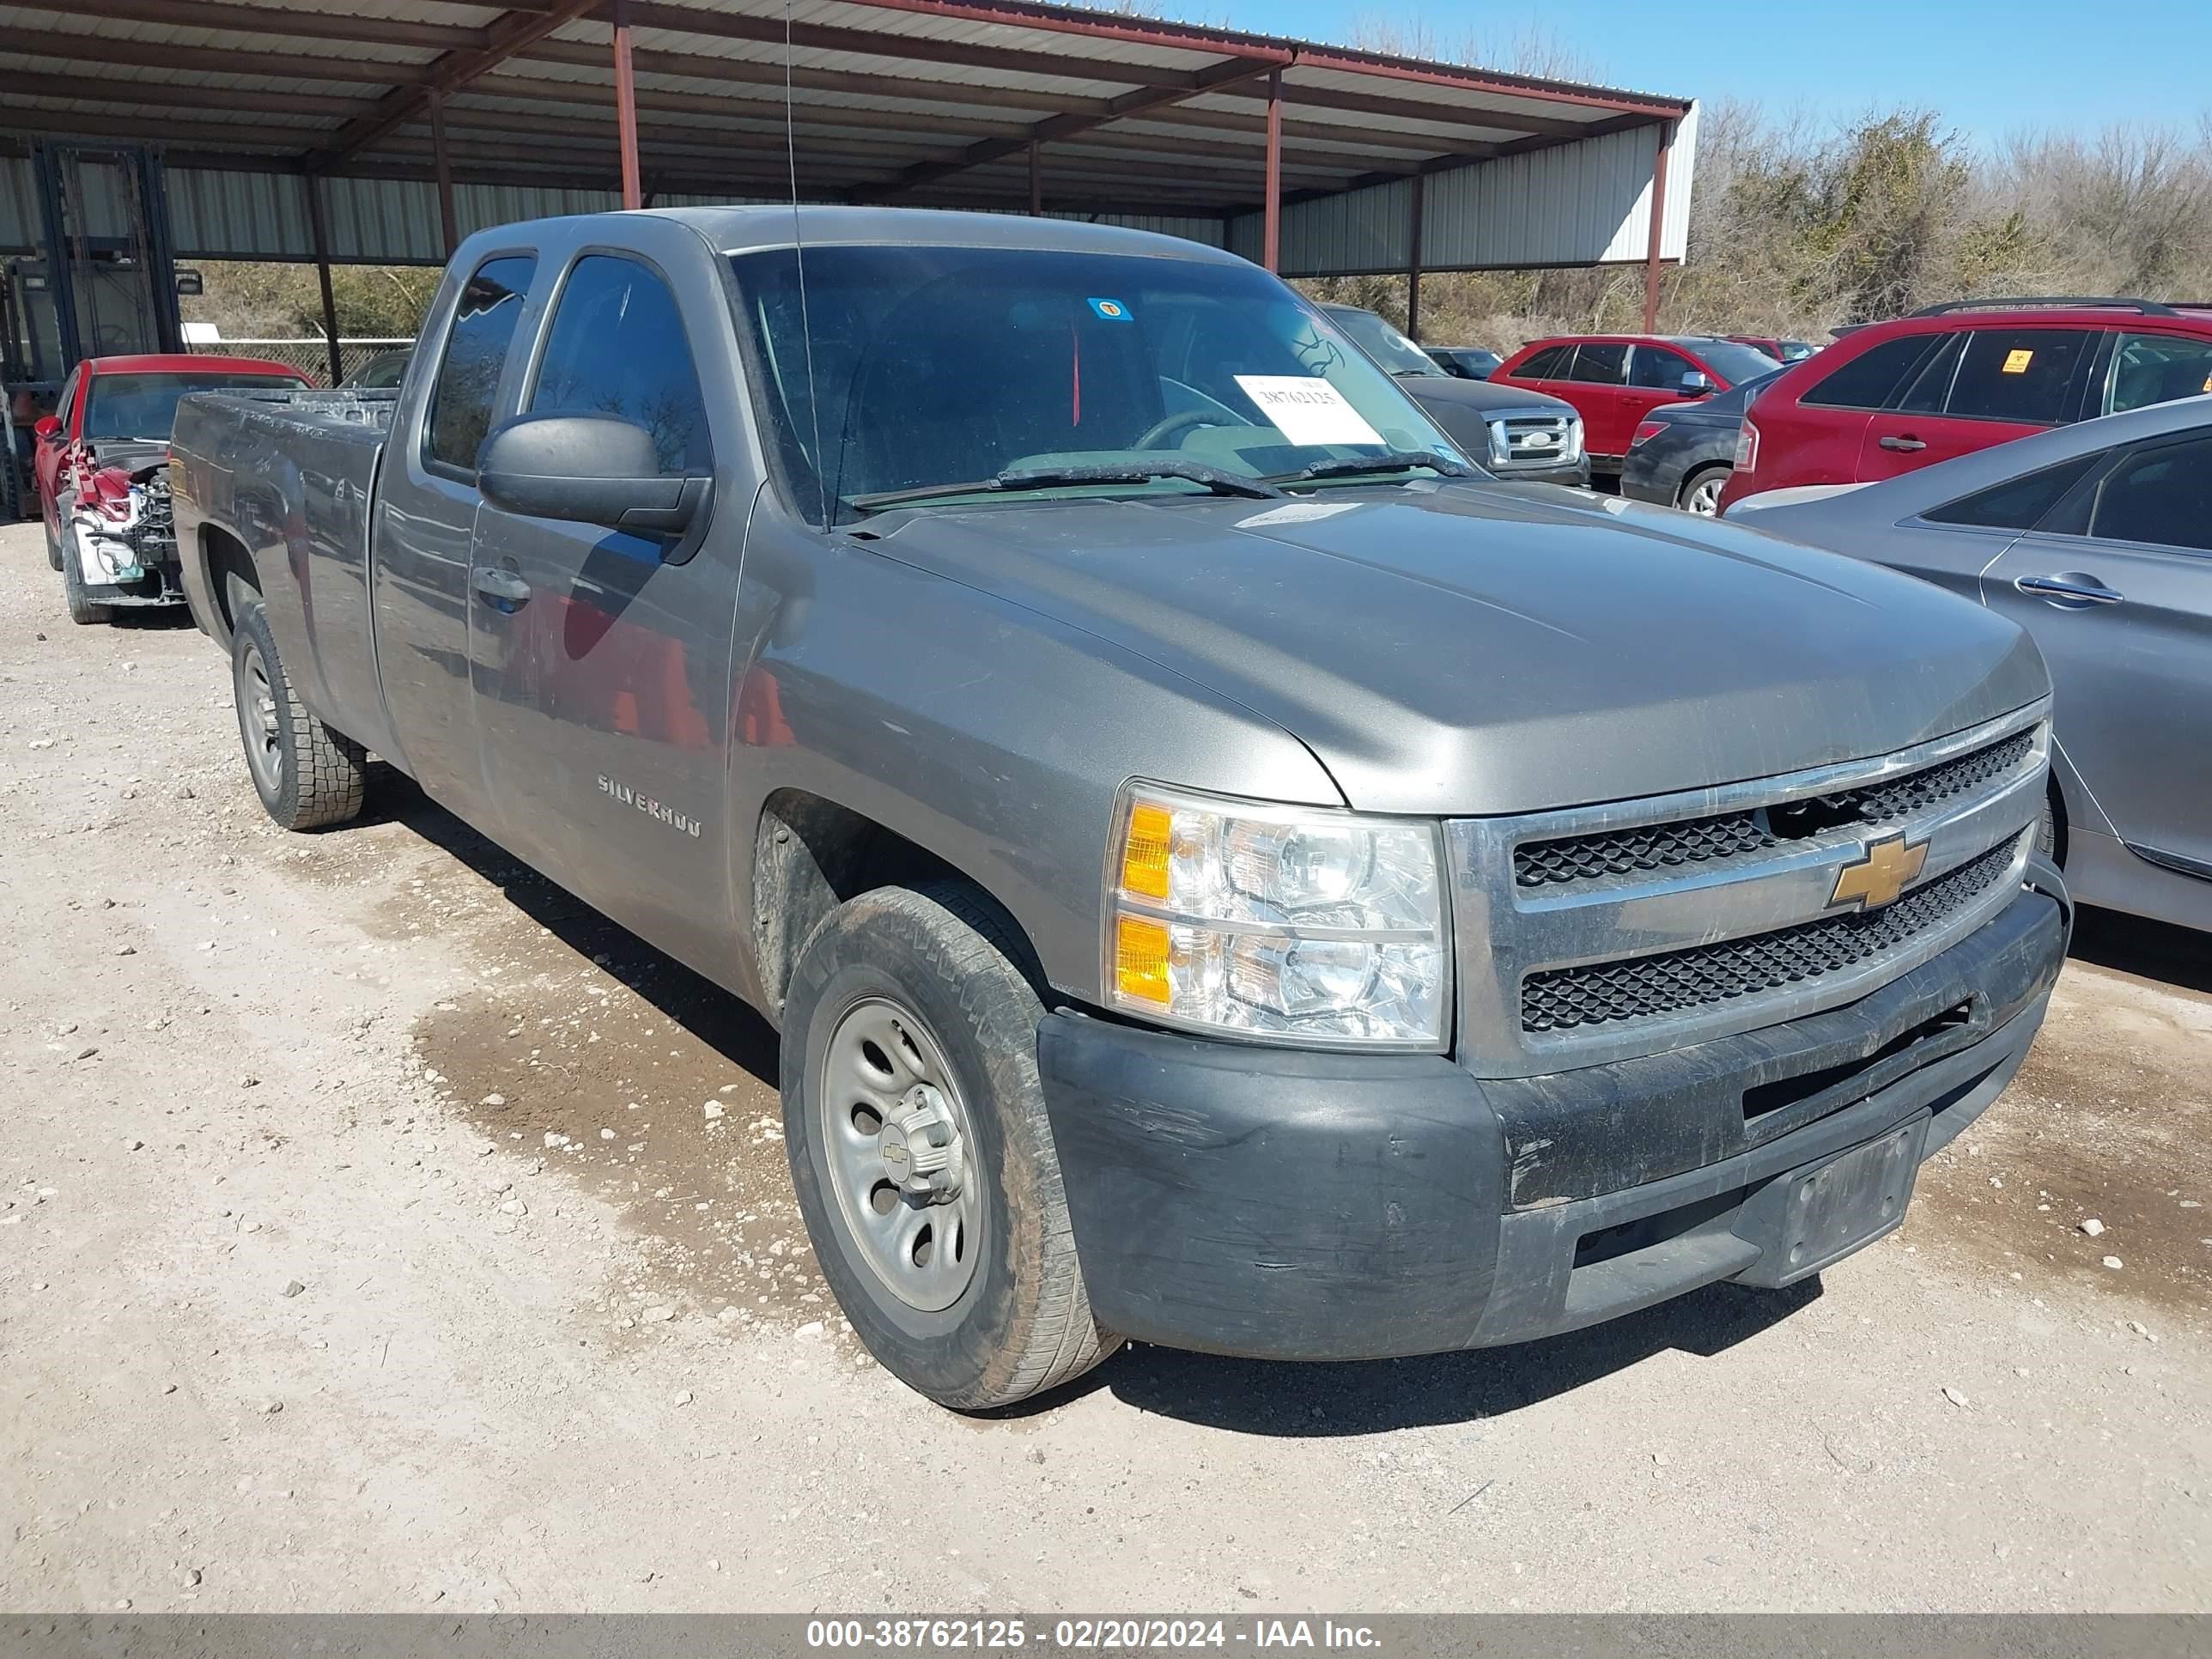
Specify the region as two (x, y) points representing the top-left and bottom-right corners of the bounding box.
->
(785, 0), (828, 526)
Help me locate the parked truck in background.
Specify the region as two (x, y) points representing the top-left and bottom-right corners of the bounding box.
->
(169, 208), (2070, 1411)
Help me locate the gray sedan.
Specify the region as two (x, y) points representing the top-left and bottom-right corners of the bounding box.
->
(1731, 397), (2212, 933)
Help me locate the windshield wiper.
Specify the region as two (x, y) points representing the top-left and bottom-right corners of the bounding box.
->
(849, 460), (1281, 513)
(1263, 451), (1480, 486)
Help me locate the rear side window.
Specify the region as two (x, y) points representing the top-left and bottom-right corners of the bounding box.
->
(1893, 333), (1966, 414)
(529, 255), (711, 476)
(2107, 331), (2212, 415)
(1566, 344), (1627, 385)
(1923, 453), (2100, 531)
(1799, 333), (1942, 410)
(2087, 432), (2212, 551)
(425, 254), (538, 476)
(1944, 328), (2095, 424)
(1629, 345), (1696, 388)
(1516, 345), (1571, 379)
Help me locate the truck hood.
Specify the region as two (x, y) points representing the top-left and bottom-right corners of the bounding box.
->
(82, 438), (172, 479)
(1395, 374), (1574, 418)
(870, 481), (2049, 816)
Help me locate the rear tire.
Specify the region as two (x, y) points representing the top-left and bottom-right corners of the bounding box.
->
(781, 881), (1118, 1411)
(1677, 465), (1730, 516)
(60, 534), (111, 626)
(230, 602), (367, 830)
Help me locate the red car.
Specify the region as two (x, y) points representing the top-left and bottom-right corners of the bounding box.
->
(35, 353), (309, 623)
(1719, 298), (2212, 514)
(1487, 335), (1784, 468)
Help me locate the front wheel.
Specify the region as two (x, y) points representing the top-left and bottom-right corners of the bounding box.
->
(60, 534), (111, 625)
(781, 882), (1118, 1411)
(1677, 465), (1730, 517)
(230, 602), (367, 830)
(44, 513), (64, 573)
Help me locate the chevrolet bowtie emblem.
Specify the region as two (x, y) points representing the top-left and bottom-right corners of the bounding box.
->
(1830, 833), (1929, 911)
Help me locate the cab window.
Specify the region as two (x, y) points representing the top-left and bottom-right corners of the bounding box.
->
(2087, 431), (2212, 551)
(1799, 333), (1943, 410)
(1942, 328), (2095, 425)
(2106, 331), (2212, 416)
(1628, 345), (1696, 389)
(1565, 344), (1628, 385)
(424, 254), (538, 477)
(1516, 345), (1571, 380)
(529, 255), (711, 475)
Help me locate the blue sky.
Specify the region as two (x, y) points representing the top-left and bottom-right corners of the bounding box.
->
(1211, 0), (2212, 144)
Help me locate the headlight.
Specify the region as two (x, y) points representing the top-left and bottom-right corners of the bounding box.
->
(1105, 783), (1449, 1049)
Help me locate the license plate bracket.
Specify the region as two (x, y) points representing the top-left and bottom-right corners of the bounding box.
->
(1732, 1114), (1929, 1287)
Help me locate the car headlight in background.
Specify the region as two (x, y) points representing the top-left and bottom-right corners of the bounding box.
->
(1106, 784), (1449, 1048)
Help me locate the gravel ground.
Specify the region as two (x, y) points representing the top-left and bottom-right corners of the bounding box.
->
(1, 520), (2206, 1613)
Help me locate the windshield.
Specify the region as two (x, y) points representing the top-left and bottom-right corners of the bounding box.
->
(1323, 307), (1444, 377)
(1687, 340), (1783, 384)
(729, 246), (1467, 523)
(83, 371), (306, 441)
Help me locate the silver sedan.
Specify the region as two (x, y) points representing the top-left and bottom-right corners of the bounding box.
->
(1730, 396), (2212, 934)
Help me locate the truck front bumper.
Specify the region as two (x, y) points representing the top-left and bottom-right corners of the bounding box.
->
(1038, 867), (2069, 1361)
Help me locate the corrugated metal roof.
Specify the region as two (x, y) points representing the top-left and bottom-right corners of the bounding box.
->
(2, 0), (1695, 274)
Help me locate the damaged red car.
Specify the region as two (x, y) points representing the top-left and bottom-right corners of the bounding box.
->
(35, 354), (309, 624)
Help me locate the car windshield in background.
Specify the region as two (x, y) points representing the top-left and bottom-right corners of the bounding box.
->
(83, 372), (305, 441)
(1690, 339), (1784, 384)
(1322, 306), (1443, 378)
(729, 246), (1465, 523)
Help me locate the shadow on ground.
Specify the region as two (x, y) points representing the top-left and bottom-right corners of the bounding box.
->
(2068, 905), (2212, 997)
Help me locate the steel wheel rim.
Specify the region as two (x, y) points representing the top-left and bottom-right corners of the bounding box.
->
(1685, 475), (1724, 515)
(817, 995), (984, 1313)
(237, 642), (283, 793)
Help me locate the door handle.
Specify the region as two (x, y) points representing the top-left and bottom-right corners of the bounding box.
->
(2015, 573), (2123, 607)
(1879, 434), (1928, 452)
(471, 566), (532, 606)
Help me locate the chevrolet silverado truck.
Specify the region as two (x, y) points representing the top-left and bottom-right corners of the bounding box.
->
(169, 209), (2070, 1411)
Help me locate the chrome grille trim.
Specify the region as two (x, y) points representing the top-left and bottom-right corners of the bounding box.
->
(1485, 413), (1579, 471)
(1445, 701), (2051, 1079)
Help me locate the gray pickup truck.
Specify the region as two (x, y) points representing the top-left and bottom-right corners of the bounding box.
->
(170, 208), (2070, 1412)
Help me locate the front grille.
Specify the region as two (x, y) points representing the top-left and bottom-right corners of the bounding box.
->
(1492, 415), (1573, 470)
(1514, 729), (2037, 888)
(1521, 836), (2021, 1033)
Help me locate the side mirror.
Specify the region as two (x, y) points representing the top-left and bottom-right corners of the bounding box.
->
(1678, 371), (1714, 396)
(34, 416), (63, 441)
(477, 413), (709, 544)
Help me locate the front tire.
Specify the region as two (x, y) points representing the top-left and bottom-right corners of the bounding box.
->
(44, 514), (64, 573)
(781, 882), (1118, 1411)
(230, 603), (367, 830)
(60, 532), (111, 625)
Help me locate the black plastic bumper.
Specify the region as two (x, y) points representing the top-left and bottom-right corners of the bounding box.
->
(1037, 871), (2069, 1362)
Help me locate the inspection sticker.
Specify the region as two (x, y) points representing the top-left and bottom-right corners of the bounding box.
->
(2002, 348), (2035, 374)
(1233, 374), (1384, 447)
(1087, 297), (1133, 321)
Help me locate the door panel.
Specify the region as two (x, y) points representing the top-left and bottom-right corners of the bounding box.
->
(469, 246), (739, 973)
(1985, 526), (2211, 867)
(368, 251), (542, 817)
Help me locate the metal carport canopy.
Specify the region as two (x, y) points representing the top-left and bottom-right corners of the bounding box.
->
(0, 0), (1696, 321)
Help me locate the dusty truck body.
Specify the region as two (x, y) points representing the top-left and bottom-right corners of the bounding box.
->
(169, 208), (2070, 1410)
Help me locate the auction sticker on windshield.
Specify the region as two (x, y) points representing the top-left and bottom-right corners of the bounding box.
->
(1234, 375), (1385, 447)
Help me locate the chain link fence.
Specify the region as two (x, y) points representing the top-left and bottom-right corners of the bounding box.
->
(189, 337), (414, 386)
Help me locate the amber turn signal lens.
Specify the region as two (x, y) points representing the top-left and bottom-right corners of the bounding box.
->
(1114, 915), (1171, 1005)
(1120, 799), (1173, 901)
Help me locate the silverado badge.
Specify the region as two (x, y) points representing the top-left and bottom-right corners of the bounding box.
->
(1829, 833), (1929, 912)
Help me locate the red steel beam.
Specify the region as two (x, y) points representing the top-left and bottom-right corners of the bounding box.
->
(611, 0), (641, 210)
(1262, 69), (1282, 272)
(866, 52), (1279, 201)
(1642, 118), (1674, 331)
